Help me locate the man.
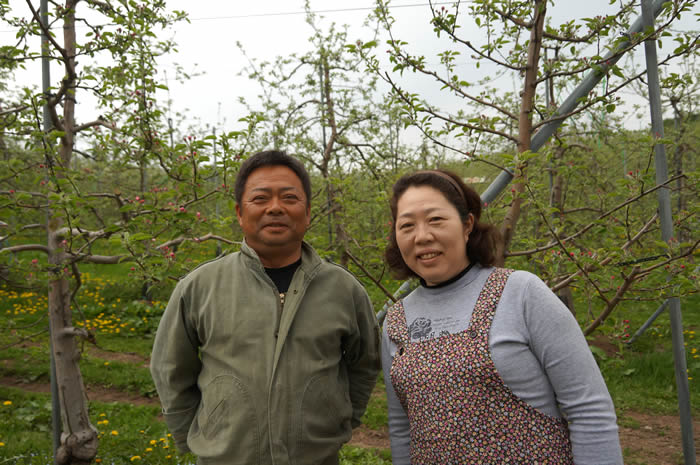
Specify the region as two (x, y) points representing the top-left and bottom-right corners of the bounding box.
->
(151, 150), (381, 465)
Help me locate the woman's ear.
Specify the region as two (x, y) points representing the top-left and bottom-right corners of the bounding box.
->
(463, 213), (475, 241)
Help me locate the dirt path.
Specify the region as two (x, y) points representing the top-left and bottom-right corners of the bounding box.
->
(0, 376), (159, 407)
(1, 375), (697, 463)
(618, 410), (699, 465)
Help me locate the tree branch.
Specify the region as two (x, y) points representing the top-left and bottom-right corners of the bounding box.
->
(508, 174), (683, 257)
(344, 250), (396, 303)
(0, 244), (50, 254)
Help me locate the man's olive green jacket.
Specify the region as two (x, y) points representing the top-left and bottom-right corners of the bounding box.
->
(150, 241), (381, 465)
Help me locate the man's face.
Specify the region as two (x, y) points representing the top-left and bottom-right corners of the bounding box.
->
(236, 165), (310, 266)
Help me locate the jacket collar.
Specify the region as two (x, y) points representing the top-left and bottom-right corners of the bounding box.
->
(240, 239), (322, 280)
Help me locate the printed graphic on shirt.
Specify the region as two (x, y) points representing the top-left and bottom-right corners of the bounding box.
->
(409, 317), (432, 340)
(409, 315), (464, 342)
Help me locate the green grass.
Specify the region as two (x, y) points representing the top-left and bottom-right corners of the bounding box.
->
(340, 446), (392, 464)
(362, 374), (389, 430)
(0, 386), (390, 464)
(603, 350), (699, 414)
(0, 385), (195, 464)
(580, 293), (700, 416)
(81, 354), (156, 397)
(95, 334), (156, 359)
(0, 341), (156, 397)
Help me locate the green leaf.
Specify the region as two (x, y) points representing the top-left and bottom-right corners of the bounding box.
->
(362, 40), (377, 50)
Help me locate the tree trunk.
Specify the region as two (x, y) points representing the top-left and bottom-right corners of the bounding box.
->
(48, 231), (98, 465)
(319, 54), (348, 261)
(499, 0), (546, 262)
(49, 2), (99, 462)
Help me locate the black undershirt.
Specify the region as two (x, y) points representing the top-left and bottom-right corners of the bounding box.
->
(420, 262), (475, 289)
(264, 258), (302, 294)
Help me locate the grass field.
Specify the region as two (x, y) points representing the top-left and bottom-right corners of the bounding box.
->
(0, 257), (698, 464)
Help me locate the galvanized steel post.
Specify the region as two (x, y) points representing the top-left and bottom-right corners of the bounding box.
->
(39, 0), (61, 461)
(641, 1), (695, 463)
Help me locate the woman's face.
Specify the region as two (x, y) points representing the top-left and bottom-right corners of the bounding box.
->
(395, 185), (473, 286)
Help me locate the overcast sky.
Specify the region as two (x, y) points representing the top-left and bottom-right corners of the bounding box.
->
(4, 1), (698, 143)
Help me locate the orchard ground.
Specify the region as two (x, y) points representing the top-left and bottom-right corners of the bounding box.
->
(0, 262), (698, 464)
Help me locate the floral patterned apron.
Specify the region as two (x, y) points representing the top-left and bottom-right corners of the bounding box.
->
(387, 268), (574, 464)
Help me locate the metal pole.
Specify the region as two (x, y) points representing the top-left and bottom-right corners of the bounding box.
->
(641, 1), (695, 463)
(40, 0), (61, 461)
(376, 280), (415, 326)
(481, 0), (669, 204)
(626, 299), (669, 345)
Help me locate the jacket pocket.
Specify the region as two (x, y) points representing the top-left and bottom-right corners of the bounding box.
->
(188, 375), (260, 464)
(297, 373), (352, 456)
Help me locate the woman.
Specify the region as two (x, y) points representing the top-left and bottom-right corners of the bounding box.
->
(382, 170), (623, 464)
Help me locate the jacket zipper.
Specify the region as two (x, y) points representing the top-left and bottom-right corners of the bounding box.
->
(269, 285), (283, 465)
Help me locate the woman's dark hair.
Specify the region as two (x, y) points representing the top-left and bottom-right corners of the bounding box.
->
(234, 150), (312, 207)
(385, 170), (502, 279)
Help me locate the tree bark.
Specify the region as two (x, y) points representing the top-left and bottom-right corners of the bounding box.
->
(319, 53), (349, 262)
(48, 2), (98, 462)
(499, 0), (546, 262)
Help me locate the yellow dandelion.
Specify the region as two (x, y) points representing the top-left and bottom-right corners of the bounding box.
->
(104, 362), (110, 366)
(0, 442), (4, 447)
(111, 430), (118, 436)
(165, 456), (172, 459)
(130, 456), (141, 462)
(2, 401), (11, 406)
(145, 448), (153, 452)
(150, 439), (157, 445)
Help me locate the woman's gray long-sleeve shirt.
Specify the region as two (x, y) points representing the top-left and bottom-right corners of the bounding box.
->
(382, 264), (623, 465)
